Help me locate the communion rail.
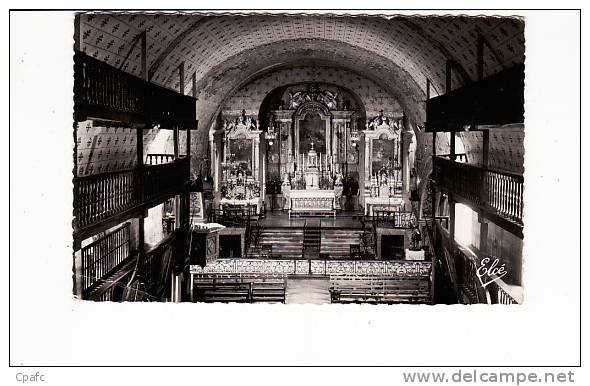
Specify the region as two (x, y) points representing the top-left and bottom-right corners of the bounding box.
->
(191, 258), (432, 279)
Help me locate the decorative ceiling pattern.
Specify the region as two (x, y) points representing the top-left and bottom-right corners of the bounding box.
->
(76, 121), (168, 176)
(458, 125), (525, 174)
(192, 39), (427, 134)
(80, 13), (199, 77)
(77, 13), (525, 177)
(223, 66), (403, 119)
(78, 13), (524, 96)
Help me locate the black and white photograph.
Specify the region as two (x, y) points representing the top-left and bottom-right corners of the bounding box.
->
(7, 3), (584, 376)
(72, 12), (525, 305)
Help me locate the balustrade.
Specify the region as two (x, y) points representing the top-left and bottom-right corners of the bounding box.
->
(432, 156), (485, 206)
(80, 222), (131, 292)
(74, 52), (196, 127)
(74, 52), (145, 122)
(191, 258), (432, 278)
(432, 156), (523, 225)
(146, 153), (175, 165)
(74, 157), (189, 231)
(137, 231), (179, 300)
(486, 170), (524, 224)
(373, 211), (416, 228)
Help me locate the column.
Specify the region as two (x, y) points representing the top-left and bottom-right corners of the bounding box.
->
(402, 130), (412, 204)
(364, 134), (371, 180)
(431, 132), (437, 220)
(253, 138), (259, 179)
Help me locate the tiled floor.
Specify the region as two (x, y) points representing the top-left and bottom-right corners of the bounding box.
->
(285, 278), (331, 304)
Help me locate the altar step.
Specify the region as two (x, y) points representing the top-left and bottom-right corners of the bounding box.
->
(249, 228), (304, 259)
(248, 227), (375, 260)
(320, 229), (374, 259)
(303, 225), (321, 259)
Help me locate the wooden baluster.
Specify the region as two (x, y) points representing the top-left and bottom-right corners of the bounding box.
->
(107, 175), (112, 216)
(502, 175), (507, 217)
(510, 177), (516, 220)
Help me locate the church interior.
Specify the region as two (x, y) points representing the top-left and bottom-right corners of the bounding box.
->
(72, 12), (525, 305)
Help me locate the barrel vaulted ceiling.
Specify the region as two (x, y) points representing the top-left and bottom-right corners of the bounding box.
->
(78, 12), (525, 130)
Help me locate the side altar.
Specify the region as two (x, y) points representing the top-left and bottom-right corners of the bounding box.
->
(216, 110), (263, 213)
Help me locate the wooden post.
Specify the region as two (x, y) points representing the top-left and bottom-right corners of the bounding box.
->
(426, 78), (431, 100)
(431, 132), (437, 220)
(449, 196), (456, 241)
(450, 131), (456, 161)
(481, 129), (490, 206)
(482, 130), (490, 171)
(478, 214), (489, 257)
(135, 123), (145, 256)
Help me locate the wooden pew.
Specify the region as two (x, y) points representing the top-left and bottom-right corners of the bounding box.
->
(329, 275), (431, 304)
(192, 274), (286, 303)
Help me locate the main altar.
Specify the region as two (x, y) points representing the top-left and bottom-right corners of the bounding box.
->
(285, 142), (337, 217)
(211, 83), (410, 218)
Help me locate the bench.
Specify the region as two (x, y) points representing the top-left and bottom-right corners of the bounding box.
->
(192, 274), (287, 303)
(329, 275), (431, 304)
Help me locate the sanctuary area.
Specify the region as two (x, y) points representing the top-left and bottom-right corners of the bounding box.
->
(72, 12), (525, 305)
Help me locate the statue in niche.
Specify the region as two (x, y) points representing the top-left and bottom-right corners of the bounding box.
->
(241, 109), (248, 125)
(281, 173), (291, 209)
(334, 174), (344, 209)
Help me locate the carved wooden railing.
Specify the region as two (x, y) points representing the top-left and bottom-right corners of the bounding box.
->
(74, 157), (189, 231)
(146, 153), (175, 165)
(136, 231), (179, 301)
(438, 153), (468, 162)
(496, 285), (520, 304)
(486, 169), (524, 224)
(433, 156), (485, 207)
(373, 211), (416, 228)
(74, 52), (196, 128)
(486, 277), (522, 304)
(143, 157), (189, 204)
(454, 246), (483, 304)
(432, 156), (523, 226)
(80, 222), (131, 293)
(430, 218), (522, 305)
(431, 219), (459, 300)
(74, 52), (146, 123)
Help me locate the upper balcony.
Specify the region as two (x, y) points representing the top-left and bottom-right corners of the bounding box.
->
(73, 157), (189, 246)
(74, 51), (196, 129)
(432, 156), (523, 238)
(425, 64), (524, 132)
